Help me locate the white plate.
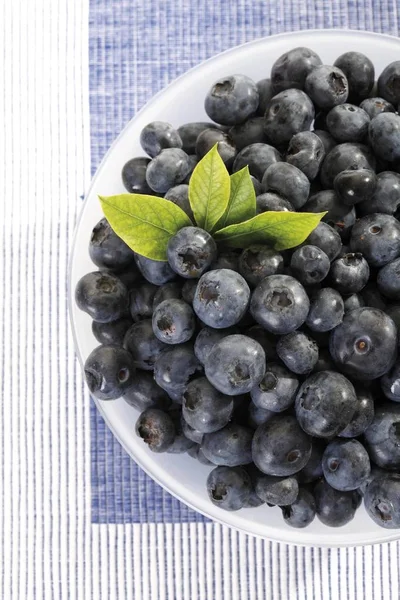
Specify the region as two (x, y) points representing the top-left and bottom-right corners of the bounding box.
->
(69, 29), (400, 546)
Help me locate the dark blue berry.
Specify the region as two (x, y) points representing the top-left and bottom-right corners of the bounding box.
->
(124, 319), (166, 370)
(364, 474), (400, 528)
(129, 282), (157, 321)
(89, 218), (135, 272)
(152, 299), (195, 345)
(369, 113), (400, 162)
(256, 78), (274, 114)
(250, 362), (299, 412)
(320, 143), (376, 188)
(305, 65), (348, 110)
(256, 192), (294, 214)
(264, 89), (315, 145)
(277, 331), (319, 375)
(182, 377), (233, 433)
(314, 479), (360, 527)
(84, 344), (135, 400)
(232, 143), (282, 181)
(330, 253), (370, 294)
(306, 287), (344, 332)
(229, 117), (266, 151)
(92, 316), (132, 346)
(152, 282), (182, 309)
(75, 271), (129, 323)
(339, 386), (374, 437)
(238, 245), (284, 287)
(136, 408), (175, 452)
(290, 245), (330, 285)
(360, 97), (396, 120)
(255, 473), (299, 506)
(281, 488), (316, 528)
(140, 121), (182, 158)
(334, 51), (374, 101)
(134, 254), (176, 286)
(153, 343), (202, 402)
(201, 423), (253, 466)
(262, 162), (310, 209)
(177, 122), (220, 154)
(205, 75), (259, 126)
(167, 227), (217, 279)
(146, 148), (191, 193)
(121, 157), (154, 195)
(206, 466), (251, 510)
(286, 131), (325, 180)
(322, 439), (370, 491)
(195, 128), (237, 167)
(378, 61), (400, 105)
(271, 47), (322, 92)
(334, 168), (377, 206)
(123, 371), (170, 411)
(377, 257), (400, 300)
(164, 184), (195, 221)
(350, 213), (400, 267)
(326, 104), (370, 143)
(194, 326), (238, 366)
(364, 401), (400, 469)
(304, 221), (342, 262)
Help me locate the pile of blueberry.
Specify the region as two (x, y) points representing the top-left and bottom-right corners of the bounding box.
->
(76, 47), (400, 529)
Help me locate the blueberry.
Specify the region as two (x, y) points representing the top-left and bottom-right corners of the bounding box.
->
(140, 121), (182, 158)
(201, 423), (253, 466)
(334, 51), (374, 101)
(246, 325), (278, 361)
(296, 440), (325, 484)
(330, 253), (370, 294)
(84, 344), (135, 400)
(152, 298), (195, 345)
(181, 280), (197, 305)
(92, 316), (133, 346)
(320, 143), (376, 188)
(123, 319), (166, 370)
(305, 65), (348, 110)
(271, 47), (322, 92)
(314, 479), (360, 527)
(89, 218), (135, 272)
(330, 307), (397, 380)
(195, 128), (237, 167)
(187, 443), (213, 465)
(286, 131), (325, 181)
(129, 282), (157, 321)
(358, 171), (400, 216)
(164, 184), (195, 221)
(313, 130), (337, 155)
(281, 488), (316, 528)
(134, 254), (176, 286)
(343, 293), (365, 313)
(177, 122), (220, 154)
(167, 227), (217, 279)
(326, 104), (370, 143)
(378, 61), (400, 105)
(306, 287), (344, 332)
(252, 414), (312, 476)
(350, 213), (400, 267)
(290, 245), (330, 285)
(255, 473), (299, 506)
(146, 148), (191, 193)
(295, 370), (357, 438)
(121, 156), (154, 195)
(229, 117), (266, 151)
(194, 326), (238, 365)
(256, 78), (274, 114)
(250, 274), (310, 335)
(247, 402), (275, 429)
(123, 371), (170, 411)
(256, 192), (294, 214)
(364, 474), (400, 528)
(75, 271), (129, 323)
(135, 408), (175, 452)
(206, 466), (251, 510)
(205, 334), (266, 396)
(153, 343), (202, 402)
(193, 269), (250, 328)
(359, 97), (396, 119)
(264, 89), (315, 145)
(205, 74), (259, 126)
(339, 386), (374, 437)
(182, 377), (233, 433)
(238, 245), (284, 287)
(181, 418), (204, 444)
(369, 113), (400, 162)
(377, 257), (400, 300)
(232, 143), (282, 181)
(262, 162), (310, 209)
(250, 362), (299, 412)
(152, 282), (182, 309)
(322, 439), (370, 492)
(364, 401), (400, 469)
(277, 331), (319, 375)
(334, 168), (377, 206)
(304, 222), (342, 261)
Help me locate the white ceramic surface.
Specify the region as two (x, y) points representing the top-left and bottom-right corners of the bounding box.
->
(69, 29), (400, 546)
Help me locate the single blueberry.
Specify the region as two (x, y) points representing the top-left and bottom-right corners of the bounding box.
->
(290, 245), (330, 285)
(334, 51), (374, 101)
(75, 271), (129, 323)
(314, 479), (360, 527)
(305, 65), (349, 110)
(377, 257), (400, 300)
(326, 104), (370, 143)
(121, 156), (154, 195)
(232, 143), (282, 181)
(164, 184), (195, 221)
(195, 128), (237, 168)
(84, 344), (135, 400)
(369, 113), (400, 162)
(364, 474), (400, 528)
(350, 213), (400, 267)
(264, 89), (315, 145)
(146, 148), (191, 193)
(343, 293), (365, 313)
(322, 439), (371, 492)
(89, 218), (135, 272)
(277, 331), (319, 375)
(204, 334), (266, 396)
(238, 245), (284, 287)
(177, 121), (220, 154)
(360, 97), (396, 120)
(329, 307), (397, 380)
(229, 117), (266, 151)
(320, 143), (376, 188)
(271, 47), (322, 92)
(206, 466), (251, 510)
(153, 343), (202, 402)
(135, 408), (175, 452)
(152, 298), (196, 345)
(281, 488), (316, 528)
(252, 414), (312, 476)
(129, 282), (157, 321)
(339, 386), (374, 437)
(306, 287), (344, 332)
(334, 169), (377, 206)
(330, 253), (370, 294)
(295, 370), (357, 438)
(123, 371), (170, 412)
(262, 162), (310, 209)
(256, 78), (274, 114)
(193, 269), (250, 329)
(255, 473), (299, 506)
(378, 61), (400, 105)
(167, 227), (217, 279)
(364, 401), (400, 470)
(134, 254), (176, 286)
(286, 131), (325, 181)
(140, 121), (182, 158)
(92, 316), (133, 346)
(205, 74), (259, 126)
(304, 221), (342, 262)
(256, 192), (294, 214)
(358, 171), (400, 217)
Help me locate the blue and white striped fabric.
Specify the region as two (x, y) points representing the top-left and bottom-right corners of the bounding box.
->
(3, 0), (400, 598)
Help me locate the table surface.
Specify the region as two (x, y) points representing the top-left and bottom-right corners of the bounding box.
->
(2, 0), (400, 598)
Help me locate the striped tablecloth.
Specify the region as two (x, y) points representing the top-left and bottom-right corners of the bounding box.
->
(3, 1), (400, 598)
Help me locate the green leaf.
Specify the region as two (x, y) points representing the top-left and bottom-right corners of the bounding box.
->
(189, 144), (230, 231)
(99, 193), (192, 261)
(214, 166), (256, 231)
(214, 211), (327, 251)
